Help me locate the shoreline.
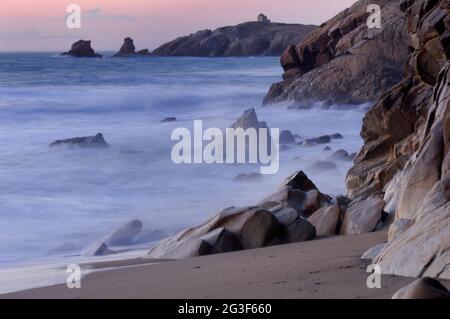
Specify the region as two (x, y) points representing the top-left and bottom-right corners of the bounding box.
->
(5, 230), (447, 299)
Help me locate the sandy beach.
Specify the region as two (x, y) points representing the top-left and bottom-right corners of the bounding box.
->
(4, 230), (446, 299)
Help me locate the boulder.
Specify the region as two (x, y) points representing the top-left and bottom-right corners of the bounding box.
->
(105, 219), (143, 247)
(84, 242), (116, 257)
(62, 40), (102, 58)
(279, 130), (296, 145)
(237, 210), (281, 249)
(147, 171), (328, 259)
(200, 228), (242, 254)
(160, 117), (177, 123)
(272, 207), (299, 226)
(392, 278), (450, 299)
(340, 198), (385, 235)
(309, 160), (338, 171)
(361, 243), (386, 261)
(307, 205), (340, 236)
(262, 171), (331, 217)
(136, 49), (150, 55)
(148, 237), (213, 259)
(328, 149), (354, 161)
(147, 207), (282, 259)
(50, 133), (109, 148)
(303, 135), (331, 146)
(232, 108), (263, 130)
(283, 171), (318, 191)
(375, 176), (450, 279)
(281, 217), (316, 243)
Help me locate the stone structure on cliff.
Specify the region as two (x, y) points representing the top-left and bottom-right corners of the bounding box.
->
(152, 21), (316, 57)
(62, 40), (102, 58)
(349, 0), (449, 280)
(112, 37), (150, 57)
(257, 14), (270, 23)
(263, 0), (409, 106)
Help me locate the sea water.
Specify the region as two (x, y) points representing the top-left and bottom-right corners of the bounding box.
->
(0, 53), (367, 266)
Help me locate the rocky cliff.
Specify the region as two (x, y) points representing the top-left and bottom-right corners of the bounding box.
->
(263, 0), (409, 106)
(346, 0), (449, 280)
(152, 22), (316, 57)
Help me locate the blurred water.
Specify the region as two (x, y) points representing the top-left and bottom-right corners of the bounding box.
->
(0, 53), (366, 265)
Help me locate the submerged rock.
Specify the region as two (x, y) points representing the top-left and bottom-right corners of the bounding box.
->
(301, 133), (343, 147)
(84, 242), (116, 257)
(105, 219), (143, 247)
(50, 133), (109, 148)
(309, 160), (338, 171)
(328, 149), (355, 161)
(231, 108), (267, 130)
(302, 135), (331, 146)
(233, 173), (263, 183)
(160, 117), (177, 123)
(62, 40), (102, 58)
(279, 130), (296, 145)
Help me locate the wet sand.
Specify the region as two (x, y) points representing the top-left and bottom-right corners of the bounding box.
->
(4, 231), (447, 299)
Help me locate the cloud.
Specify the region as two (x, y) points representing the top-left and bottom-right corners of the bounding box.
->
(83, 7), (136, 22)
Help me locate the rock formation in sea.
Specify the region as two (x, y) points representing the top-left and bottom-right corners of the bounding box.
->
(348, 0), (450, 280)
(263, 0), (409, 106)
(112, 37), (151, 57)
(62, 40), (102, 58)
(50, 133), (109, 148)
(152, 21), (317, 57)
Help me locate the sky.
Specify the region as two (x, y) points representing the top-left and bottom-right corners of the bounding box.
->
(0, 0), (357, 52)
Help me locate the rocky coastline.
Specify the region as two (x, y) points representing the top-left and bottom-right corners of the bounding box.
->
(263, 0), (409, 106)
(142, 0), (450, 292)
(21, 0), (450, 298)
(151, 21), (317, 57)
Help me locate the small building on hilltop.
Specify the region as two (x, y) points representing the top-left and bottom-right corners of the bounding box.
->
(257, 14), (270, 23)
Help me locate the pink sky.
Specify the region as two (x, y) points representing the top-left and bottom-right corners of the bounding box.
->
(0, 0), (356, 51)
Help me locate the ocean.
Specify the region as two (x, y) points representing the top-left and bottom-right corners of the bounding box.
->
(0, 52), (367, 266)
